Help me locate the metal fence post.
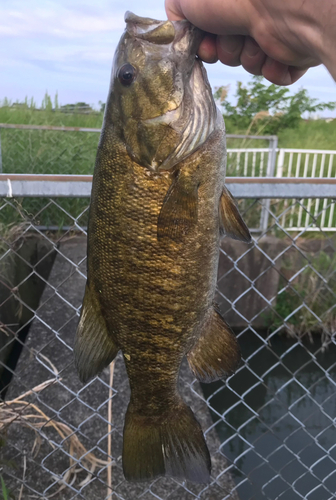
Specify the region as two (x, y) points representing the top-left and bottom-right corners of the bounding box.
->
(260, 136), (278, 232)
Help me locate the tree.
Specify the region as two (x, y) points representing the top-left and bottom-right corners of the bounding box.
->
(214, 76), (336, 134)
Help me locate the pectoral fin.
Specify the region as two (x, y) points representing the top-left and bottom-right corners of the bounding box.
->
(157, 172), (198, 242)
(219, 186), (251, 242)
(74, 283), (119, 383)
(187, 307), (241, 383)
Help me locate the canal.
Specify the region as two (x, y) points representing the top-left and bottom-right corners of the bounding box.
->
(202, 333), (336, 499)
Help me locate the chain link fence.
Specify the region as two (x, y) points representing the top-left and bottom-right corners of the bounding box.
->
(0, 178), (335, 499)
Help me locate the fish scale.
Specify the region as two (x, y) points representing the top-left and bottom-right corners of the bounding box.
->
(74, 11), (251, 484)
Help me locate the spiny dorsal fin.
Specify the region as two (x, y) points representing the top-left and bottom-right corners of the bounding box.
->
(74, 283), (119, 383)
(219, 186), (251, 242)
(157, 171), (198, 243)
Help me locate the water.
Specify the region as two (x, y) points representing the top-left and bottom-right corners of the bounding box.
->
(201, 333), (336, 500)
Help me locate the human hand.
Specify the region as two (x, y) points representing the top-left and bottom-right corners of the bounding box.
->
(165, 0), (334, 85)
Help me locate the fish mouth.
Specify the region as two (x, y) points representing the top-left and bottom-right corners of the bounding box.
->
(125, 11), (202, 49)
(125, 11), (176, 45)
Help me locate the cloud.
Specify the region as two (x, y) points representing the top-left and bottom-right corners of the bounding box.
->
(0, 0), (334, 112)
(0, 2), (125, 38)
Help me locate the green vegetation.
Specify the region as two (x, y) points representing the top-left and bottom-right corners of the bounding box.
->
(0, 95), (99, 228)
(0, 477), (9, 500)
(0, 436), (15, 500)
(0, 93), (103, 128)
(277, 119), (336, 150)
(0, 94), (102, 181)
(215, 75), (336, 138)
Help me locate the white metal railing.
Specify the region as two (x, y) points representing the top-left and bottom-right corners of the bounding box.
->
(276, 149), (336, 178)
(275, 149), (336, 231)
(226, 147), (336, 231)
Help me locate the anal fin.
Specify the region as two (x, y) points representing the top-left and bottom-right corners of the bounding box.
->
(74, 283), (119, 383)
(187, 307), (240, 383)
(219, 186), (251, 242)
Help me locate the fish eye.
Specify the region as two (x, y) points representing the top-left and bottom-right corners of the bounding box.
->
(118, 63), (136, 86)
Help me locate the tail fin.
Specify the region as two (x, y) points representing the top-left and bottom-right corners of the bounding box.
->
(122, 400), (211, 484)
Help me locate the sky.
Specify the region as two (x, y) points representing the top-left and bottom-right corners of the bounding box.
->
(1, 0), (335, 116)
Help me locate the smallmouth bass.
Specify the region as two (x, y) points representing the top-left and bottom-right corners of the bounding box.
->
(74, 11), (251, 484)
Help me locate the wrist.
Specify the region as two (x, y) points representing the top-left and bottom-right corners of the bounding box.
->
(314, 22), (336, 80)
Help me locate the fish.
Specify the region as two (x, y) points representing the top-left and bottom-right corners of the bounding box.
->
(74, 11), (251, 484)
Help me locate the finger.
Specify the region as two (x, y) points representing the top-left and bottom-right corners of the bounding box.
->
(240, 37), (266, 76)
(216, 34), (245, 67)
(198, 34), (218, 63)
(262, 57), (294, 85)
(165, 0), (185, 20)
(288, 66), (308, 84)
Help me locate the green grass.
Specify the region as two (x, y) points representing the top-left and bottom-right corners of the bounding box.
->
(277, 119), (336, 150)
(0, 106), (103, 176)
(0, 105), (98, 227)
(265, 250), (336, 342)
(225, 118), (336, 150)
(1, 105), (335, 177)
(0, 104), (104, 128)
(1, 107), (335, 177)
(0, 476), (9, 500)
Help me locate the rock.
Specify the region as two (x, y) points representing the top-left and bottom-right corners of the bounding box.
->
(217, 237), (287, 329)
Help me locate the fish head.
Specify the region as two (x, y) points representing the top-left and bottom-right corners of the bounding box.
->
(106, 12), (218, 172)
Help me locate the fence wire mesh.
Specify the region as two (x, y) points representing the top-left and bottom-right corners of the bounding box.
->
(0, 191), (336, 500)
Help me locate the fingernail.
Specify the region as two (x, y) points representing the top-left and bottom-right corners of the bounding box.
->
(218, 35), (242, 54)
(245, 38), (260, 57)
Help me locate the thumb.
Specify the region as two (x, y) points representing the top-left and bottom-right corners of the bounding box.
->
(165, 0), (250, 36)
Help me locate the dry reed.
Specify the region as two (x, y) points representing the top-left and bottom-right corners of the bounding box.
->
(0, 353), (111, 497)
